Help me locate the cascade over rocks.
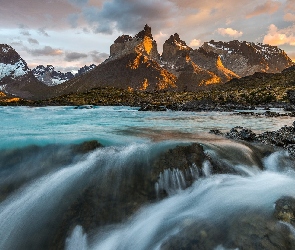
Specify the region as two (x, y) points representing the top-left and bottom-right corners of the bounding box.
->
(50, 142), (268, 249)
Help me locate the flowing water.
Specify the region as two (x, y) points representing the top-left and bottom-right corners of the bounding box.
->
(0, 106), (295, 250)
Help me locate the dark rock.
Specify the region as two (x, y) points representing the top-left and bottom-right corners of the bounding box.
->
(287, 90), (295, 104)
(114, 35), (133, 43)
(138, 104), (166, 111)
(225, 127), (256, 141)
(161, 211), (295, 250)
(274, 196), (295, 224)
(72, 140), (102, 154)
(135, 24), (153, 39)
(227, 212), (295, 250)
(209, 129), (223, 135)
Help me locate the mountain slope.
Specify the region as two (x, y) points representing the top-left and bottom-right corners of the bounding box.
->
(32, 64), (96, 86)
(202, 40), (294, 77)
(0, 44), (49, 99)
(48, 25), (177, 96)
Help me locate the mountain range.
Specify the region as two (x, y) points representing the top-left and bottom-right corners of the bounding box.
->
(0, 25), (294, 100)
(32, 64), (96, 86)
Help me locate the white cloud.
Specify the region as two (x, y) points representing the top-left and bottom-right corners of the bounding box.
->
(263, 24), (295, 46)
(217, 28), (243, 38)
(284, 13), (295, 22)
(189, 39), (201, 47)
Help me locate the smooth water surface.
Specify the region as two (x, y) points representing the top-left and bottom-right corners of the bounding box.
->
(0, 106), (293, 149)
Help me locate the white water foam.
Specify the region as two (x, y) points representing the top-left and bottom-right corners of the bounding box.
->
(89, 171), (295, 250)
(65, 225), (88, 250)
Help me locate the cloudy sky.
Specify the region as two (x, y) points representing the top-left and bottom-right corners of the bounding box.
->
(0, 0), (294, 72)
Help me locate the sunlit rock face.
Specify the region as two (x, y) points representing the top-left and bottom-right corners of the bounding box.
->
(110, 24), (160, 62)
(49, 25), (177, 94)
(160, 33), (238, 90)
(201, 40), (294, 77)
(0, 44), (48, 99)
(162, 33), (192, 63)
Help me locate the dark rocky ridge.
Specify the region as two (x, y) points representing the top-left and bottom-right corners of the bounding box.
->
(202, 40), (294, 77)
(0, 25), (294, 101)
(0, 44), (49, 99)
(32, 64), (96, 86)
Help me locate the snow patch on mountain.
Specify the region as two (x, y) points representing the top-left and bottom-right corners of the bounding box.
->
(2, 47), (10, 53)
(32, 64), (96, 86)
(0, 84), (7, 91)
(0, 60), (29, 80)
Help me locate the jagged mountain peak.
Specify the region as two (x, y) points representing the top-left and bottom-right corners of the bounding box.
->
(0, 44), (49, 99)
(1, 44), (13, 53)
(114, 35), (133, 44)
(135, 24), (153, 40)
(109, 25), (159, 62)
(32, 64), (96, 86)
(165, 33), (189, 48)
(162, 33), (191, 63)
(202, 40), (294, 76)
(0, 44), (30, 82)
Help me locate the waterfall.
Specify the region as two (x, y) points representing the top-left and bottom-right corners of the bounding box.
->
(0, 139), (295, 250)
(90, 171), (295, 250)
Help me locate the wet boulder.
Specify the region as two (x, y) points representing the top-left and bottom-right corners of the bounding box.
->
(274, 196), (295, 224)
(161, 211), (295, 250)
(71, 140), (102, 154)
(138, 104), (167, 111)
(209, 129), (223, 136)
(151, 143), (208, 196)
(225, 126), (256, 141)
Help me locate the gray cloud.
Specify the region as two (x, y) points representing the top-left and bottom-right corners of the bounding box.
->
(26, 46), (63, 56)
(10, 41), (23, 47)
(246, 0), (281, 19)
(89, 50), (109, 63)
(65, 51), (88, 61)
(27, 38), (39, 45)
(20, 30), (31, 36)
(0, 0), (77, 28)
(38, 28), (49, 37)
(19, 24), (31, 36)
(68, 13), (80, 28)
(68, 0), (89, 7)
(81, 0), (177, 34)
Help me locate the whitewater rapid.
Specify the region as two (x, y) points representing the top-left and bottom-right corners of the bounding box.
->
(0, 106), (295, 249)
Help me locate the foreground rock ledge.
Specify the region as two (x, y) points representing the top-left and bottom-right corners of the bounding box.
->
(210, 122), (295, 157)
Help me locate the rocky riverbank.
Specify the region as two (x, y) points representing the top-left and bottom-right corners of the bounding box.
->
(210, 121), (295, 157)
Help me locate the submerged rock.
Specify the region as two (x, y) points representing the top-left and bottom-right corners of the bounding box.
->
(161, 210), (295, 250)
(274, 196), (295, 224)
(71, 140), (102, 154)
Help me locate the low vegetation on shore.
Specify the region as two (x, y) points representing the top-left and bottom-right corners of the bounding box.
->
(1, 67), (295, 109)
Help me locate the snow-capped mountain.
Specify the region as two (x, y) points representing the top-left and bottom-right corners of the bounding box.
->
(32, 65), (75, 86)
(32, 64), (96, 86)
(0, 44), (48, 99)
(0, 45), (30, 84)
(202, 40), (294, 76)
